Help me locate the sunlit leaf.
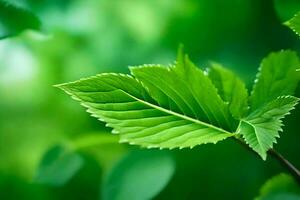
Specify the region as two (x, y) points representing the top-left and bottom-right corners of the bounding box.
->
(285, 11), (300, 37)
(250, 50), (300, 112)
(207, 62), (248, 119)
(238, 96), (299, 160)
(58, 49), (300, 160)
(57, 51), (237, 150)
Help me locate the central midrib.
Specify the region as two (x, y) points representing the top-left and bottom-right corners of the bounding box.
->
(124, 91), (233, 135)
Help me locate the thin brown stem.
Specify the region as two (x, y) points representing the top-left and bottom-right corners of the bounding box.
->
(268, 149), (300, 184)
(234, 137), (300, 184)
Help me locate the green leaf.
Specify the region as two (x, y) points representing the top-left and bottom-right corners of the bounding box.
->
(250, 50), (300, 112)
(70, 132), (128, 172)
(34, 145), (84, 186)
(102, 150), (175, 200)
(0, 1), (41, 39)
(207, 62), (248, 119)
(285, 11), (300, 37)
(57, 55), (236, 150)
(131, 54), (237, 132)
(238, 96), (299, 160)
(255, 173), (300, 200)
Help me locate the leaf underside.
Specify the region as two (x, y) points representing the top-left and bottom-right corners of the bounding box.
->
(58, 49), (300, 160)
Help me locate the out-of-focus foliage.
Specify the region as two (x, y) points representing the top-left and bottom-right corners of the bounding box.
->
(102, 150), (175, 200)
(0, 0), (41, 39)
(255, 173), (300, 200)
(34, 145), (84, 186)
(1, 0), (300, 200)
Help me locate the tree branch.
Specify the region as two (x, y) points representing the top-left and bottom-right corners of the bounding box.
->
(268, 149), (300, 184)
(234, 137), (300, 184)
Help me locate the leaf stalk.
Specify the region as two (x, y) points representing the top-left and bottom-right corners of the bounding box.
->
(268, 149), (300, 184)
(235, 137), (300, 184)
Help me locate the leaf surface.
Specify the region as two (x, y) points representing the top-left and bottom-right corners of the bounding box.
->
(250, 50), (300, 112)
(207, 62), (248, 119)
(58, 61), (235, 149)
(238, 96), (299, 160)
(285, 11), (300, 37)
(131, 53), (237, 131)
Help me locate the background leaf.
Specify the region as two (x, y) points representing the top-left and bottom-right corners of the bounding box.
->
(102, 150), (175, 200)
(255, 173), (300, 200)
(0, 1), (41, 39)
(34, 145), (84, 186)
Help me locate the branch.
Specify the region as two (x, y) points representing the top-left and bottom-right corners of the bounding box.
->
(234, 137), (300, 184)
(268, 149), (300, 184)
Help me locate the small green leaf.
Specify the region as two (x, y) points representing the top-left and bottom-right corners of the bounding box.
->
(285, 11), (300, 37)
(238, 96), (299, 160)
(0, 1), (41, 39)
(102, 150), (175, 200)
(207, 62), (248, 119)
(255, 173), (300, 200)
(250, 50), (300, 112)
(34, 145), (84, 186)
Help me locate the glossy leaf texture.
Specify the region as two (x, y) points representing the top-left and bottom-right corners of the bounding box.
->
(241, 50), (300, 159)
(58, 49), (300, 160)
(250, 50), (300, 112)
(102, 150), (175, 200)
(0, 1), (41, 39)
(207, 62), (248, 119)
(238, 96), (299, 160)
(57, 53), (237, 150)
(285, 11), (300, 37)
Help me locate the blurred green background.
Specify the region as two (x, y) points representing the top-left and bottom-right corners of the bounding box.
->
(1, 0), (300, 199)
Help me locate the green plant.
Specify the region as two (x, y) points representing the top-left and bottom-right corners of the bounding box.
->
(255, 173), (300, 200)
(57, 47), (300, 183)
(285, 10), (300, 37)
(0, 0), (41, 39)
